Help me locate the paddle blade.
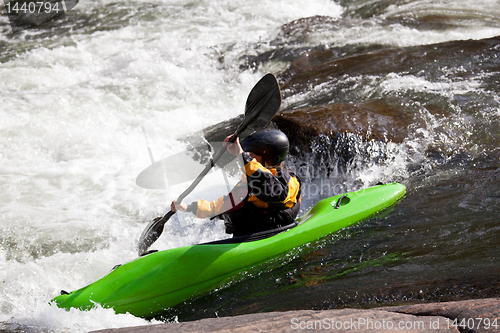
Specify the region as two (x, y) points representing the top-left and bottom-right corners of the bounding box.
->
(240, 73), (282, 135)
(136, 142), (240, 189)
(136, 147), (210, 189)
(137, 211), (173, 256)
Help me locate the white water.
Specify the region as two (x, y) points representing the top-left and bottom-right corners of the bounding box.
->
(0, 0), (344, 332)
(1, 0), (499, 331)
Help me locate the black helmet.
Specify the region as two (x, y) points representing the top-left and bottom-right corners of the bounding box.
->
(240, 129), (289, 166)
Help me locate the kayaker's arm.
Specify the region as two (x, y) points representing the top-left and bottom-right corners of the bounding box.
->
(171, 197), (225, 218)
(187, 197), (227, 219)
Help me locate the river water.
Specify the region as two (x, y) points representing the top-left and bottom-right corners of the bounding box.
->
(0, 0), (499, 331)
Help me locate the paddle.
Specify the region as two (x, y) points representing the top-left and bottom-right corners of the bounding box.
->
(137, 73), (282, 256)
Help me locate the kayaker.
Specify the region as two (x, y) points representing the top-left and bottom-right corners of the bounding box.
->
(171, 129), (301, 237)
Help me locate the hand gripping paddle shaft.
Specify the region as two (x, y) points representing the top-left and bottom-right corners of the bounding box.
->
(138, 74), (282, 256)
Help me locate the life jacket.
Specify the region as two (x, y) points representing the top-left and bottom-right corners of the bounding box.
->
(188, 152), (301, 236)
(222, 153), (302, 236)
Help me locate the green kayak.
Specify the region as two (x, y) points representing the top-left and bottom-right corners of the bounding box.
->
(51, 183), (406, 318)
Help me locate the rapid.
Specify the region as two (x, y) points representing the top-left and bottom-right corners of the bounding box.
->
(1, 0), (499, 331)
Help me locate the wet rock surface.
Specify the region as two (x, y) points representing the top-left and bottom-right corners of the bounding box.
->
(199, 99), (412, 159)
(90, 298), (499, 333)
(272, 100), (414, 148)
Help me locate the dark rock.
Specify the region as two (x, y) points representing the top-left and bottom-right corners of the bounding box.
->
(279, 35), (500, 103)
(4, 0), (79, 32)
(273, 100), (413, 151)
(199, 99), (412, 149)
(194, 98), (413, 176)
(200, 114), (248, 144)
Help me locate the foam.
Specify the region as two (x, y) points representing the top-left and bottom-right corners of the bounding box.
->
(0, 0), (495, 331)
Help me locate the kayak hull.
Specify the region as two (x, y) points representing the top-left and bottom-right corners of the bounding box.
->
(51, 183), (406, 318)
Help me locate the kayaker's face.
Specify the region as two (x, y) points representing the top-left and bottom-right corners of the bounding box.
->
(249, 152), (264, 165)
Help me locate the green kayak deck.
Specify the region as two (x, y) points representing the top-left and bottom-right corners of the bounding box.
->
(51, 183), (406, 318)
